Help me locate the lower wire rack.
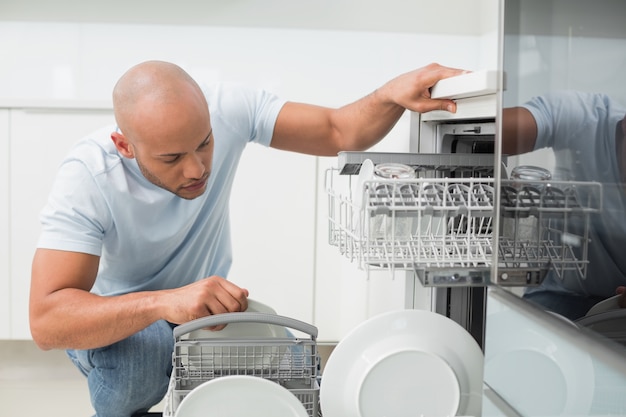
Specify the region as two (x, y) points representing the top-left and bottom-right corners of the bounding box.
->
(164, 315), (320, 417)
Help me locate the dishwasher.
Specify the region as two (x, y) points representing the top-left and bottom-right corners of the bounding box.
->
(324, 70), (603, 348)
(163, 312), (320, 417)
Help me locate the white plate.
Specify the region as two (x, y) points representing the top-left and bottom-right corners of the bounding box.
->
(578, 294), (626, 346)
(320, 309), (483, 417)
(585, 294), (622, 316)
(546, 311), (578, 328)
(185, 299), (288, 369)
(485, 311), (595, 415)
(174, 375), (308, 417)
(576, 308), (626, 346)
(185, 298), (287, 340)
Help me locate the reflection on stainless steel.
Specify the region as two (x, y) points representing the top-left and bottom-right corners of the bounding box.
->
(493, 0), (626, 412)
(499, 180), (602, 283)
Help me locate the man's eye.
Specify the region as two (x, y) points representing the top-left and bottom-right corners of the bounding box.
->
(198, 140), (210, 149)
(163, 156), (180, 164)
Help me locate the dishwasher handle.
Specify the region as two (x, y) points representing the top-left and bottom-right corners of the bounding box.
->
(173, 312), (318, 340)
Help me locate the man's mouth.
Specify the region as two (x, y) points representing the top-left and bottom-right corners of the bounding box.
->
(181, 176), (208, 192)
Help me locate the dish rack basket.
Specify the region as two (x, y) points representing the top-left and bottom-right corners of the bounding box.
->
(326, 152), (603, 287)
(163, 313), (320, 417)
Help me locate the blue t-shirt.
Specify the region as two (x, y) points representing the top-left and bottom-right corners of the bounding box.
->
(523, 91), (626, 298)
(37, 83), (286, 296)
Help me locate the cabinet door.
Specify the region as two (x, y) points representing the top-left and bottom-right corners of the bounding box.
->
(313, 114), (421, 342)
(9, 108), (114, 339)
(0, 110), (10, 339)
(228, 145), (316, 326)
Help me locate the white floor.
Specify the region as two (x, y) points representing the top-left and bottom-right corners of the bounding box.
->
(0, 340), (165, 416)
(0, 340), (334, 417)
(0, 340), (95, 416)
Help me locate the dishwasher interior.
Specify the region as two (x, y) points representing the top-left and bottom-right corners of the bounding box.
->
(325, 150), (602, 347)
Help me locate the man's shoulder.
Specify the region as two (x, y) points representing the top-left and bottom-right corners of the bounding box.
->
(64, 125), (122, 174)
(201, 82), (283, 114)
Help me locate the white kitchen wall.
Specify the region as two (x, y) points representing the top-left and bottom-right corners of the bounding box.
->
(0, 0), (497, 36)
(0, 22), (489, 102)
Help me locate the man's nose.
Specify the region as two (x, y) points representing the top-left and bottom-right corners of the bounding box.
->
(183, 153), (206, 179)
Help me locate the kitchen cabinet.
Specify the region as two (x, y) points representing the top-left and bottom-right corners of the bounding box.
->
(313, 116), (421, 342)
(0, 110), (10, 339)
(8, 107), (115, 339)
(228, 144), (317, 326)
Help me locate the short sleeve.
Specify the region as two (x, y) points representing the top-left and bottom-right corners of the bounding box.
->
(37, 160), (111, 256)
(202, 83), (286, 148)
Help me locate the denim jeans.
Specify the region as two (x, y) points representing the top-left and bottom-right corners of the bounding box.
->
(67, 320), (176, 417)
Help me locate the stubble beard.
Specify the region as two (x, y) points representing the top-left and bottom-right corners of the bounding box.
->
(135, 156), (198, 200)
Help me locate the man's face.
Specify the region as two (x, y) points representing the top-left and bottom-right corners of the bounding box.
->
(110, 76), (215, 200)
(128, 126), (214, 200)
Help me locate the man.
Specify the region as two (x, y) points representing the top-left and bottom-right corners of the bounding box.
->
(502, 90), (626, 320)
(29, 60), (466, 416)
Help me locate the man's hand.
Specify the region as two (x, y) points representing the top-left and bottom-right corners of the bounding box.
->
(30, 250), (249, 349)
(161, 276), (249, 330)
(616, 286), (626, 308)
(380, 63), (469, 114)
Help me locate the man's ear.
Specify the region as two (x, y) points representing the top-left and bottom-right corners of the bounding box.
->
(111, 131), (135, 158)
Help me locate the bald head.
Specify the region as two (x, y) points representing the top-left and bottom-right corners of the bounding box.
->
(112, 61), (207, 141)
